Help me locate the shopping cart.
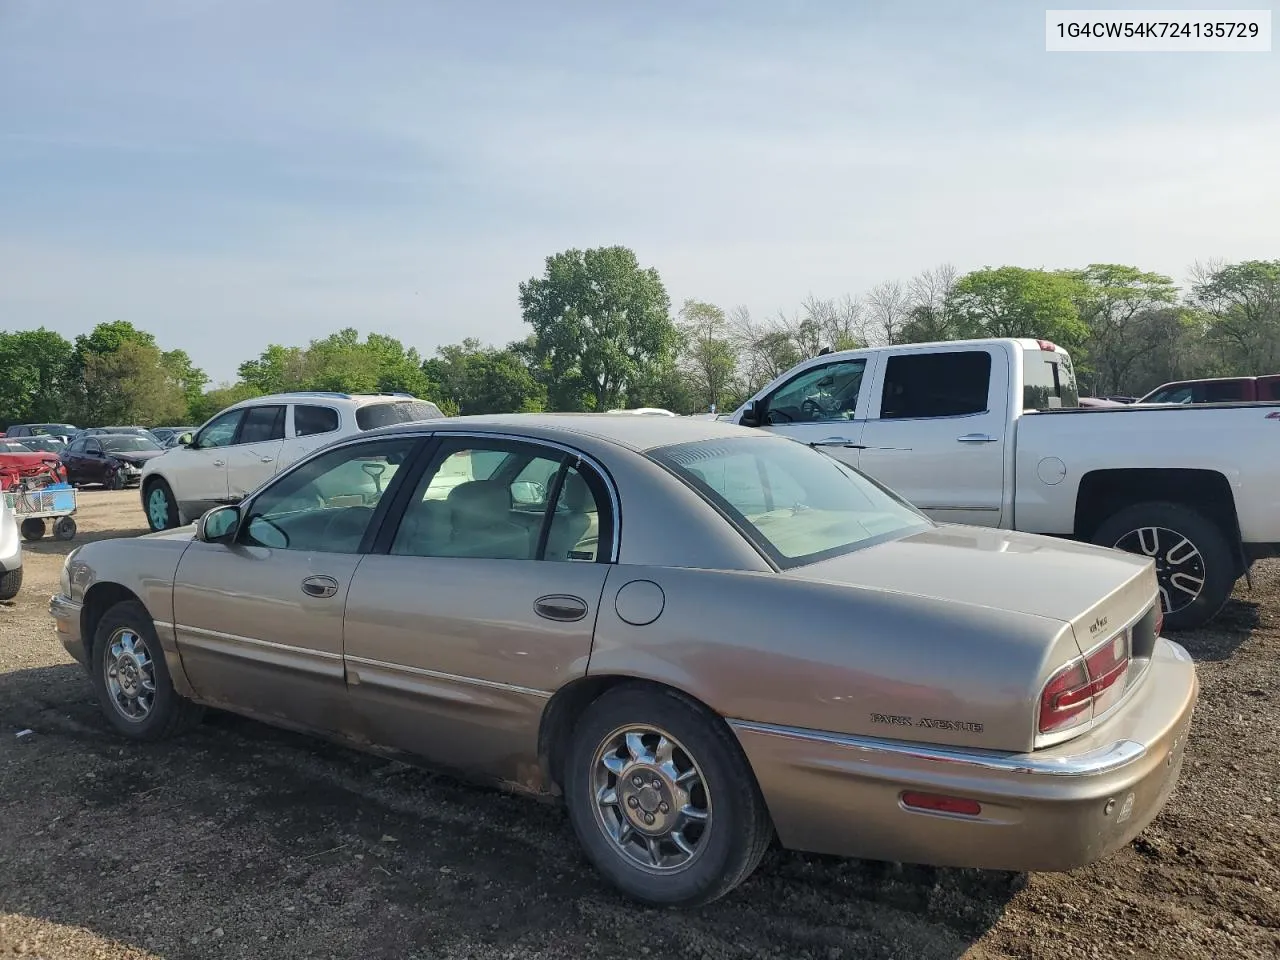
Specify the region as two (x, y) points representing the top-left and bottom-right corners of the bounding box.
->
(4, 482), (78, 541)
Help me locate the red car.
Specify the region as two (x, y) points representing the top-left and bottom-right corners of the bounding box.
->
(0, 440), (67, 490)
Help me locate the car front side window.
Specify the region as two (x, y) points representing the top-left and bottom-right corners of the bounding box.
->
(239, 438), (417, 553)
(763, 359), (866, 424)
(196, 410), (244, 450)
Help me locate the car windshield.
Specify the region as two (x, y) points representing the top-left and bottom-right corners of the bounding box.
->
(100, 435), (161, 453)
(649, 436), (931, 568)
(356, 400), (444, 431)
(21, 437), (63, 452)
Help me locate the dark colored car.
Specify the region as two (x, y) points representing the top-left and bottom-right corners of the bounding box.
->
(71, 426), (158, 442)
(6, 422), (78, 442)
(16, 436), (67, 454)
(151, 426), (198, 448)
(1137, 375), (1280, 405)
(61, 434), (166, 489)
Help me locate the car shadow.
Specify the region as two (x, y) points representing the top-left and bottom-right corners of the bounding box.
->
(0, 663), (1016, 960)
(1173, 596), (1261, 662)
(19, 526), (151, 558)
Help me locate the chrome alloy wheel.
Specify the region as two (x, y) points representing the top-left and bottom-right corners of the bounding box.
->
(103, 627), (156, 722)
(1115, 525), (1206, 614)
(590, 725), (712, 872)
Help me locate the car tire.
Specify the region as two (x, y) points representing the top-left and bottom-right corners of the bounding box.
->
(105, 469), (125, 491)
(1091, 500), (1237, 632)
(90, 600), (205, 741)
(563, 683), (773, 907)
(143, 478), (180, 531)
(54, 517), (77, 541)
(20, 518), (45, 541)
(0, 566), (22, 601)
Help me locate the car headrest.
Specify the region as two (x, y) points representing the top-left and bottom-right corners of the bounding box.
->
(448, 479), (511, 522)
(561, 471), (591, 511)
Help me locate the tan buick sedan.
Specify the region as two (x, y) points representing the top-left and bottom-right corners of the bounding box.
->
(51, 414), (1198, 906)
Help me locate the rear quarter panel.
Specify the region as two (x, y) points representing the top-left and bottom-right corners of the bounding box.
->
(589, 564), (1079, 753)
(1013, 404), (1280, 541)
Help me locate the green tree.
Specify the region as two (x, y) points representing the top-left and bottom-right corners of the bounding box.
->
(238, 344), (309, 393)
(1191, 259), (1280, 374)
(425, 338), (546, 415)
(1066, 264), (1178, 395)
(518, 246), (678, 411)
(73, 320), (157, 365)
(0, 328), (76, 426)
(78, 340), (189, 426)
(159, 349), (210, 417)
(188, 383), (264, 424)
(238, 329), (438, 400)
(947, 267), (1088, 348)
(676, 299), (737, 413)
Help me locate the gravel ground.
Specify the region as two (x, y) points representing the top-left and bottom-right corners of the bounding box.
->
(1, 490), (1277, 959)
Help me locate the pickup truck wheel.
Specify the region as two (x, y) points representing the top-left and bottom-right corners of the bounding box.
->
(1091, 501), (1236, 632)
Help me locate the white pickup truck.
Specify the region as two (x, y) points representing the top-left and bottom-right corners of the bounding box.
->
(728, 337), (1280, 630)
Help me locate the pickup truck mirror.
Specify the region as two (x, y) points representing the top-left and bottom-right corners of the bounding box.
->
(739, 399), (765, 428)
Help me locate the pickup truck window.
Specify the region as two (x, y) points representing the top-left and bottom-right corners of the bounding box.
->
(880, 351), (990, 419)
(1023, 353), (1080, 410)
(1202, 381), (1248, 402)
(762, 359), (865, 424)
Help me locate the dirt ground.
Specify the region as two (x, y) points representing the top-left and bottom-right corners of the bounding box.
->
(0, 491), (1277, 960)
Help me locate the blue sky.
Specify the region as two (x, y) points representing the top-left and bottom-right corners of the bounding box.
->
(1, 0), (1276, 383)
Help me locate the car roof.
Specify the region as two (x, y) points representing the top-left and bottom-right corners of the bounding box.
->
(363, 412), (766, 453)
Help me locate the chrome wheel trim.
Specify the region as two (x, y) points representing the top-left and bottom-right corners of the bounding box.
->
(147, 487), (169, 529)
(1114, 525), (1206, 614)
(103, 627), (156, 722)
(590, 724), (711, 873)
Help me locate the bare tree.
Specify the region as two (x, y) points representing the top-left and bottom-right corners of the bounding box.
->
(900, 263), (959, 343)
(800, 293), (865, 351)
(864, 280), (910, 346)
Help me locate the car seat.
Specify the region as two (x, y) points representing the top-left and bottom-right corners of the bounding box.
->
(544, 472), (594, 560)
(447, 479), (531, 559)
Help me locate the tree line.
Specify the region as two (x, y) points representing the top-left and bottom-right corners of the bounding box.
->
(3, 251), (1277, 429)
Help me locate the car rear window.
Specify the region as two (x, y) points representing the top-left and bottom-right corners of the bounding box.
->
(356, 400), (443, 431)
(650, 436), (930, 568)
(1023, 351), (1080, 410)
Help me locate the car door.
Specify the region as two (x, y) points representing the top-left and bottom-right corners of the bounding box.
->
(280, 403), (341, 471)
(753, 356), (872, 468)
(164, 408), (245, 512)
(61, 438), (88, 483)
(855, 345), (1009, 527)
(224, 403), (287, 498)
(342, 434), (613, 783)
(79, 438), (109, 484)
(171, 434), (422, 734)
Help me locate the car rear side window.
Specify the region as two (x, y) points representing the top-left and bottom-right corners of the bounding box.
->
(356, 400), (443, 431)
(1022, 352), (1080, 410)
(294, 405), (340, 437)
(879, 351), (991, 419)
(238, 405), (286, 444)
(1201, 381), (1247, 402)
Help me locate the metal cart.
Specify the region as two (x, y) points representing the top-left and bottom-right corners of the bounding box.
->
(4, 483), (78, 541)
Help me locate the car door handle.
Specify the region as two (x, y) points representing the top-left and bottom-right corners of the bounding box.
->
(301, 575), (340, 599)
(534, 595), (588, 622)
(260, 457), (274, 463)
(956, 434), (998, 443)
(212, 459), (226, 467)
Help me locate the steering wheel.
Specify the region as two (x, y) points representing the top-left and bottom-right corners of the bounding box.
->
(320, 506), (375, 549)
(801, 397), (828, 420)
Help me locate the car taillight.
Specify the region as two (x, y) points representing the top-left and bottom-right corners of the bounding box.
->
(1036, 339), (1058, 352)
(1038, 633), (1131, 736)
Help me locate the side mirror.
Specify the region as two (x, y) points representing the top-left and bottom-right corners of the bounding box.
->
(178, 432), (195, 447)
(196, 505), (240, 544)
(510, 479), (547, 506)
(739, 399), (765, 428)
